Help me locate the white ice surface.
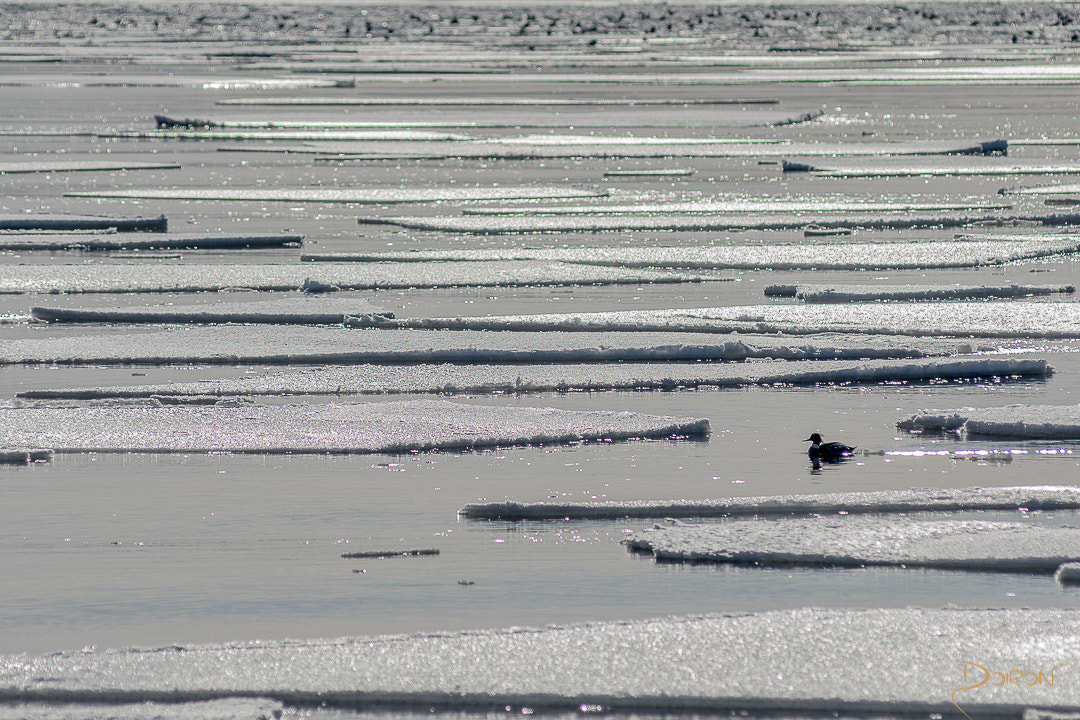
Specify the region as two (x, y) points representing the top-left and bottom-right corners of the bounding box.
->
(2, 608), (1080, 716)
(67, 186), (604, 204)
(786, 159), (1080, 177)
(0, 328), (987, 366)
(899, 403), (1080, 439)
(459, 485), (1080, 520)
(1055, 562), (1080, 584)
(462, 199), (1012, 215)
(626, 516), (1080, 571)
(31, 297), (387, 325)
(0, 399), (708, 454)
(344, 302), (1080, 339)
(323, 237), (1080, 269)
(0, 234), (302, 251)
(266, 138), (1007, 159)
(0, 160), (180, 174)
(0, 698), (283, 720)
(0, 261), (700, 294)
(16, 357), (1050, 400)
(771, 283), (1075, 303)
(0, 214), (166, 232)
(359, 211), (1068, 234)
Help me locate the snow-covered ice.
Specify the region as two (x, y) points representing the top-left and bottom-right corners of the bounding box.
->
(0, 327), (989, 366)
(31, 297), (388, 325)
(67, 186), (605, 204)
(783, 158), (1080, 177)
(0, 160), (180, 174)
(1055, 562), (1080, 584)
(322, 237), (1080, 269)
(2, 608), (1079, 716)
(899, 403), (1080, 439)
(0, 214), (166, 232)
(358, 211), (1077, 235)
(626, 516), (1080, 571)
(343, 303), (1080, 339)
(461, 199), (1012, 215)
(460, 485), (1080, 520)
(17, 357), (1050, 400)
(767, 283), (1075, 303)
(0, 234), (302, 251)
(0, 261), (701, 294)
(0, 399), (708, 454)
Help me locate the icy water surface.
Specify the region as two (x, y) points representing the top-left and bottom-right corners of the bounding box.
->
(3, 2), (1080, 717)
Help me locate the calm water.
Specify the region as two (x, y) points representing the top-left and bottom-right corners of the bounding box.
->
(2, 10), (1080, 656)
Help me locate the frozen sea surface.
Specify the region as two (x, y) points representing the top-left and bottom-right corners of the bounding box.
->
(899, 403), (1080, 439)
(330, 238), (1080, 269)
(16, 358), (1052, 400)
(0, 399), (709, 454)
(3, 608), (1080, 716)
(460, 484), (1080, 520)
(626, 515), (1080, 571)
(0, 327), (991, 365)
(344, 303), (1080, 339)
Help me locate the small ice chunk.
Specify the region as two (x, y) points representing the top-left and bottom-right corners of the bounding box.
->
(1054, 562), (1080, 584)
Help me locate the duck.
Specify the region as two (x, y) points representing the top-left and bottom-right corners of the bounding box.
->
(804, 433), (856, 461)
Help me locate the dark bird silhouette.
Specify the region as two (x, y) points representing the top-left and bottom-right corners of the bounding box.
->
(804, 433), (856, 461)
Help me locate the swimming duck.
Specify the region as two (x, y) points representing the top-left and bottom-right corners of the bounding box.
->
(804, 433), (856, 461)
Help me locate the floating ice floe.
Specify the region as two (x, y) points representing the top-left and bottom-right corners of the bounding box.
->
(108, 128), (472, 142)
(0, 261), (700, 294)
(459, 485), (1080, 520)
(460, 199), (1013, 215)
(1002, 181), (1080, 196)
(16, 358), (1050, 400)
(66, 186), (604, 204)
(0, 160), (180, 174)
(0, 400), (709, 454)
(0, 698), (283, 720)
(217, 96), (778, 106)
(0, 233), (301, 251)
(0, 328), (984, 366)
(0, 214), (166, 232)
(341, 303), (1080, 339)
(309, 237), (1080, 269)
(3, 608), (1080, 717)
(899, 403), (1080, 439)
(626, 516), (1080, 572)
(782, 158), (1079, 177)
(242, 138), (1011, 160)
(31, 297), (388, 325)
(764, 283), (1075, 303)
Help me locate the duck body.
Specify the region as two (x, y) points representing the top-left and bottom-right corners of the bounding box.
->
(805, 433), (856, 461)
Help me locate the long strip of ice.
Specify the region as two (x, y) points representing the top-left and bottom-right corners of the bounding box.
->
(0, 261), (702, 294)
(0, 400), (709, 454)
(2, 608), (1080, 716)
(462, 199), (1013, 215)
(31, 297), (388, 325)
(0, 328), (985, 366)
(0, 160), (180, 174)
(321, 238), (1080, 268)
(342, 303), (1080, 339)
(626, 516), (1080, 571)
(459, 485), (1080, 520)
(765, 283), (1075, 303)
(16, 357), (1050, 400)
(0, 214), (166, 232)
(0, 234), (302, 251)
(782, 158), (1078, 177)
(248, 139), (1008, 160)
(66, 187), (605, 204)
(899, 403), (1080, 438)
(357, 211), (1080, 234)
